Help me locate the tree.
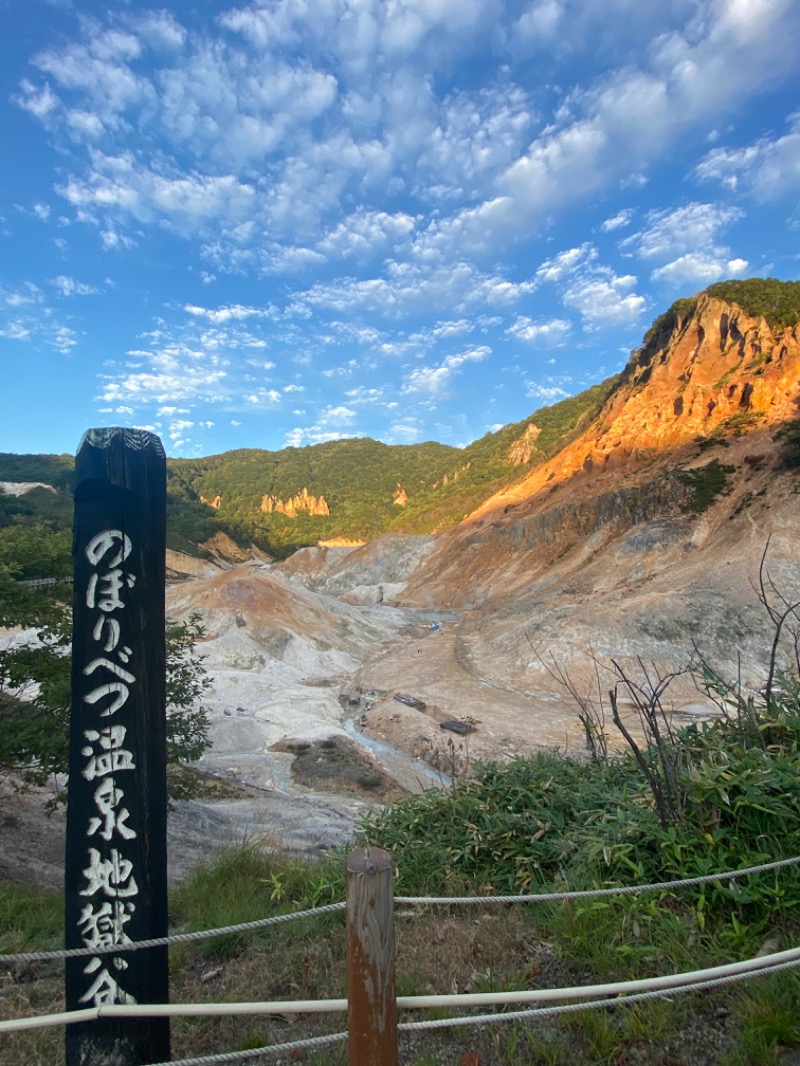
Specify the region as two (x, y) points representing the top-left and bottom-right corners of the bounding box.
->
(0, 549), (212, 799)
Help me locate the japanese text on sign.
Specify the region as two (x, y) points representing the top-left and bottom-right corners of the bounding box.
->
(77, 529), (139, 1006)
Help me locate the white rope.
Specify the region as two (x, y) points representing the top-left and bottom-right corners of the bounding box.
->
(0, 901), (346, 965)
(144, 956), (800, 1066)
(4, 945), (799, 1036)
(399, 955), (800, 1034)
(395, 852), (800, 906)
(4, 853), (798, 965)
(148, 1030), (349, 1066)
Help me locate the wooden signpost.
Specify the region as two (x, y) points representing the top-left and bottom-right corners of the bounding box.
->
(65, 428), (171, 1065)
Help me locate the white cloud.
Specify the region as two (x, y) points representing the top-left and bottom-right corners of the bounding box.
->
(0, 321), (31, 342)
(0, 282), (79, 352)
(535, 244), (597, 283)
(403, 345), (490, 396)
(183, 303), (267, 324)
(135, 11), (187, 50)
(651, 254), (748, 285)
(298, 261), (535, 318)
(407, 0), (800, 261)
(600, 208), (634, 232)
(416, 83), (536, 201)
(168, 419), (194, 441)
(321, 405), (356, 422)
(14, 79), (60, 119)
(318, 208), (416, 260)
(244, 389), (281, 405)
(525, 379), (570, 401)
(388, 419), (423, 442)
(623, 202), (744, 261)
(695, 112), (800, 199)
(531, 242), (646, 327)
(52, 275), (99, 296)
(564, 273), (646, 326)
(622, 201), (747, 286)
(514, 0), (565, 46)
(59, 152), (257, 235)
(506, 317), (572, 345)
(344, 386), (387, 404)
(100, 343), (227, 406)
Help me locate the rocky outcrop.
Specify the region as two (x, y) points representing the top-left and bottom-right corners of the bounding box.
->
(201, 531), (253, 563)
(0, 481), (57, 496)
(508, 424), (541, 465)
(433, 462), (471, 490)
(261, 487), (329, 517)
(393, 484), (408, 507)
(201, 494), (222, 509)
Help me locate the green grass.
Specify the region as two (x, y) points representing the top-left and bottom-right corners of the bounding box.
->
(0, 882), (62, 953)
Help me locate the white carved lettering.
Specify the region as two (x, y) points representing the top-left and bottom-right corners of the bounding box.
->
(85, 530), (132, 569)
(80, 848), (139, 899)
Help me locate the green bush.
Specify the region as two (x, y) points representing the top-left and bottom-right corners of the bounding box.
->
(678, 458), (736, 513)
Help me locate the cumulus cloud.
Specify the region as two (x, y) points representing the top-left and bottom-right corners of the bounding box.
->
(407, 0), (800, 260)
(535, 244), (597, 283)
(525, 378), (571, 401)
(52, 275), (99, 296)
(695, 112), (800, 199)
(100, 352), (227, 407)
(600, 208), (634, 232)
(531, 242), (646, 327)
(402, 345), (490, 396)
(506, 317), (572, 345)
(183, 303), (268, 324)
(16, 0), (797, 273)
(318, 208), (416, 260)
(622, 202), (744, 261)
(283, 399), (359, 446)
(651, 254), (748, 285)
(564, 274), (646, 326)
(298, 261), (535, 318)
(622, 202), (747, 286)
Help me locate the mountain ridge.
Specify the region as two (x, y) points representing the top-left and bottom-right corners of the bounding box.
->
(2, 278), (799, 564)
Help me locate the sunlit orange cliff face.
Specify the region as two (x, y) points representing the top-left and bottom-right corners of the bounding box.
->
(471, 294), (800, 519)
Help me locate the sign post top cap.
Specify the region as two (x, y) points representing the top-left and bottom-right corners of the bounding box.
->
(78, 427), (166, 458)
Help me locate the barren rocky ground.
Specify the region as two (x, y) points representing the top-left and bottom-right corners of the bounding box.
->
(3, 422), (800, 891)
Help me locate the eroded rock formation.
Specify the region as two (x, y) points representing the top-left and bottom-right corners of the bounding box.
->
(261, 487), (329, 517)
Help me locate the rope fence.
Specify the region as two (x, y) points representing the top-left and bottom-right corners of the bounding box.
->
(2, 849), (799, 1064)
(3, 852), (797, 966)
(0, 901), (347, 965)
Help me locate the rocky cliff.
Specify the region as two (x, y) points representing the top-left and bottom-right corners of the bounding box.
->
(260, 487), (330, 517)
(475, 293), (799, 514)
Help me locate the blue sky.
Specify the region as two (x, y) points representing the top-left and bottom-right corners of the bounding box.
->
(2, 0), (799, 459)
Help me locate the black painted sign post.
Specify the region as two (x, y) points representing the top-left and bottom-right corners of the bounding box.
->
(65, 428), (171, 1065)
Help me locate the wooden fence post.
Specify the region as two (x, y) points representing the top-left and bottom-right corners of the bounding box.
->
(346, 847), (398, 1066)
(65, 428), (170, 1065)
